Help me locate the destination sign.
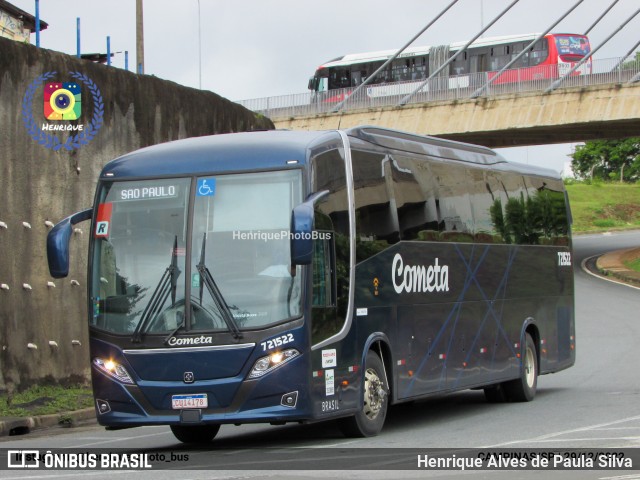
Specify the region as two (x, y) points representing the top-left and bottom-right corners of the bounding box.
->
(117, 185), (178, 201)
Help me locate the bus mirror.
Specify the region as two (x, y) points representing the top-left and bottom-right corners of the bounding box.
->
(290, 190), (329, 266)
(47, 208), (92, 278)
(290, 203), (314, 265)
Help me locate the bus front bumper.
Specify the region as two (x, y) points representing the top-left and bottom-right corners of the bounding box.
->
(91, 356), (311, 427)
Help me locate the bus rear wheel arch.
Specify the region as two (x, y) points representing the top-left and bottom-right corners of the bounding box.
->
(170, 424), (220, 444)
(338, 349), (389, 437)
(484, 331), (538, 403)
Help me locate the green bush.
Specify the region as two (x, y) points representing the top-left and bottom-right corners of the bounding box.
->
(593, 219), (616, 228)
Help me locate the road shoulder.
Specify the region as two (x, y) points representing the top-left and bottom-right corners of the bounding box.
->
(595, 247), (640, 286)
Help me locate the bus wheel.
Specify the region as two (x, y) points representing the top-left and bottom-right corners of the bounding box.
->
(170, 424), (220, 443)
(339, 350), (388, 437)
(504, 332), (538, 402)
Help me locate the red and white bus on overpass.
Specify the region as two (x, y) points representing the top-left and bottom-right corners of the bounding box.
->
(308, 33), (591, 100)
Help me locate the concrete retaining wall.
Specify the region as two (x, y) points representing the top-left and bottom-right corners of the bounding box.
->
(0, 37), (273, 391)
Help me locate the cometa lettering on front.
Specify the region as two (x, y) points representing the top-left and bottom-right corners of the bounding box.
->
(392, 253), (449, 294)
(167, 335), (213, 346)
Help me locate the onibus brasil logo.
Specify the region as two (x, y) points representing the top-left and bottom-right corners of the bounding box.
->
(22, 71), (104, 151)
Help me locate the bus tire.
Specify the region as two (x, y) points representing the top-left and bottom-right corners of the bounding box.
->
(503, 332), (538, 402)
(170, 424), (220, 443)
(338, 350), (388, 437)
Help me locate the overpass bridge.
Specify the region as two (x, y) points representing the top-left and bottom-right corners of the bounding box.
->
(239, 56), (640, 148)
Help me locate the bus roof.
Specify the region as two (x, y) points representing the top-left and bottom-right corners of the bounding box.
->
(100, 130), (338, 179)
(348, 126), (506, 165)
(100, 127), (558, 180)
(348, 126), (559, 178)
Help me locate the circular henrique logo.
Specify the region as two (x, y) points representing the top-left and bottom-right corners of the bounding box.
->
(22, 71), (104, 151)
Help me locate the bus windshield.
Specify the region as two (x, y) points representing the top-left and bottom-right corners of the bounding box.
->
(90, 170), (303, 337)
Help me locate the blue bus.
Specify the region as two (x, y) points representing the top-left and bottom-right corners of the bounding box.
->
(48, 127), (575, 442)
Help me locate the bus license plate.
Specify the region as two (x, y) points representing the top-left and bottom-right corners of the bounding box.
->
(171, 394), (208, 409)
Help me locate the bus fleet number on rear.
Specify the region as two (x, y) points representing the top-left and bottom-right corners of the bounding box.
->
(558, 252), (572, 266)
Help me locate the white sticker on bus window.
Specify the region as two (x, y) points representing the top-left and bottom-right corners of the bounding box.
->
(325, 369), (335, 396)
(95, 203), (112, 238)
(321, 349), (337, 368)
(95, 221), (109, 237)
(118, 185), (178, 201)
(356, 308), (368, 316)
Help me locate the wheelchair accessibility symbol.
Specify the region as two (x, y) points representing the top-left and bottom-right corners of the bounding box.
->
(197, 178), (216, 196)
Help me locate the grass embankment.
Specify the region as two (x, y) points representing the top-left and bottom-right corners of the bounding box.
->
(624, 253), (640, 273)
(0, 385), (92, 418)
(567, 182), (640, 273)
(565, 182), (640, 233)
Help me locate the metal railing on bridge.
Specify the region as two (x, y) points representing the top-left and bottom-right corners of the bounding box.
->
(237, 55), (640, 120)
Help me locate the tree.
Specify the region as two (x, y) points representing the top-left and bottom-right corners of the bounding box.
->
(570, 138), (640, 182)
(622, 51), (640, 70)
(489, 189), (568, 245)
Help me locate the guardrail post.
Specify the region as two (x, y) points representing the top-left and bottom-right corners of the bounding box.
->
(618, 59), (622, 84)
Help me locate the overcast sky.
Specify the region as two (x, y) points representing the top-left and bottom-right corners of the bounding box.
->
(11, 0), (640, 172)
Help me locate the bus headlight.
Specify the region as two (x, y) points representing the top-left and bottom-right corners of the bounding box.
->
(93, 357), (135, 384)
(248, 349), (300, 379)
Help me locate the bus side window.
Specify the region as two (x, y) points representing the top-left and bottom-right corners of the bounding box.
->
(392, 156), (440, 241)
(310, 148), (349, 345)
(530, 40), (549, 66)
(468, 168), (499, 243)
(430, 161), (474, 242)
(312, 232), (336, 308)
(352, 149), (399, 262)
(351, 69), (363, 87)
(523, 176), (570, 245)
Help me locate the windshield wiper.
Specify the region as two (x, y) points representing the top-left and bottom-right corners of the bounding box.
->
(132, 236), (181, 343)
(196, 233), (242, 340)
(163, 309), (185, 345)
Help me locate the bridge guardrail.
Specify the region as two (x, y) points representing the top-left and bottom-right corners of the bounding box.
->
(237, 56), (640, 120)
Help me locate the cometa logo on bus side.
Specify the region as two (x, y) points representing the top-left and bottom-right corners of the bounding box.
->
(392, 253), (449, 294)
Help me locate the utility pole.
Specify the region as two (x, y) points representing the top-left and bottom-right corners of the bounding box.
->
(136, 0), (145, 74)
(35, 0), (40, 47)
(76, 17), (80, 57)
(198, 0), (202, 89)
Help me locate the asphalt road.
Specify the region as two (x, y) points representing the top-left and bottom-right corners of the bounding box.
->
(2, 231), (639, 480)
